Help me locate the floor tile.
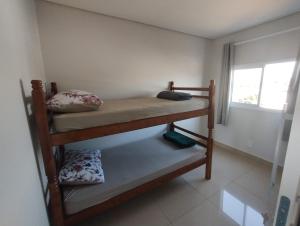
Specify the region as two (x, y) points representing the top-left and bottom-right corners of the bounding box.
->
(212, 148), (256, 180)
(73, 210), (115, 226)
(149, 177), (206, 222)
(231, 157), (281, 221)
(172, 200), (239, 226)
(208, 182), (274, 225)
(75, 195), (170, 226)
(105, 197), (170, 226)
(234, 169), (280, 207)
(182, 165), (233, 198)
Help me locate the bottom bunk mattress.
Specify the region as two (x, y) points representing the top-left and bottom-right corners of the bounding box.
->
(63, 137), (206, 215)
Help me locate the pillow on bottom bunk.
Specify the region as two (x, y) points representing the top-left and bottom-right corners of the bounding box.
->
(163, 131), (196, 148)
(59, 149), (104, 185)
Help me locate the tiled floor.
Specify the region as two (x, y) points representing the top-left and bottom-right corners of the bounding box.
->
(76, 145), (281, 226)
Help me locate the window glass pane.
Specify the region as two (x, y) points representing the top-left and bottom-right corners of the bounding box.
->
(260, 61), (295, 110)
(231, 68), (262, 104)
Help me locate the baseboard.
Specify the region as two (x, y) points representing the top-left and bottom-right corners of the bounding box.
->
(214, 141), (274, 168)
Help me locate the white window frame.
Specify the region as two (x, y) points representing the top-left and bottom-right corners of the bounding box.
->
(230, 59), (295, 113)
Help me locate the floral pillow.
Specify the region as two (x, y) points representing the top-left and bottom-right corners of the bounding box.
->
(47, 90), (103, 113)
(59, 149), (105, 185)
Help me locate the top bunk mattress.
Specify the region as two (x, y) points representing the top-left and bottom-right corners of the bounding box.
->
(53, 97), (207, 132)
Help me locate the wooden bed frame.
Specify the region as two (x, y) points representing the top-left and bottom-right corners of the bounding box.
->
(31, 80), (215, 226)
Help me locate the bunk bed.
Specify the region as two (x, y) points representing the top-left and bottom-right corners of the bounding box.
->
(31, 79), (215, 226)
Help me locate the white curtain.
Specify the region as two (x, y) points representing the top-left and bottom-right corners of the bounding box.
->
(217, 43), (235, 125)
(283, 47), (300, 140)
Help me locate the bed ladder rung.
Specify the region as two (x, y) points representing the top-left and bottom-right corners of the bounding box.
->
(192, 95), (209, 99)
(173, 124), (208, 141)
(172, 87), (210, 92)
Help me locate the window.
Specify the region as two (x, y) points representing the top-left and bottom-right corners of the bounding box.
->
(231, 61), (295, 110)
(231, 68), (262, 105)
(260, 62), (296, 110)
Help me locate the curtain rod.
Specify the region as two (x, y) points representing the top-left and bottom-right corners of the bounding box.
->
(234, 26), (300, 46)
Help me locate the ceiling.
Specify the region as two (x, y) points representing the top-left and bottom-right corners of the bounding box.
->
(45, 0), (300, 39)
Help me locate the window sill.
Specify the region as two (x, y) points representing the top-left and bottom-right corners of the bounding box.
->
(230, 102), (283, 114)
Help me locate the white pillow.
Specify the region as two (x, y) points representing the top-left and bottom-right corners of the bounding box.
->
(59, 149), (105, 185)
(47, 90), (103, 113)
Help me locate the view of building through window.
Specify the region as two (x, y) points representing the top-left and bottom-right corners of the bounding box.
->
(231, 61), (296, 110)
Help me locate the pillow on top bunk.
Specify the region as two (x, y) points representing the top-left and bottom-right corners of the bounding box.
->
(47, 90), (103, 113)
(59, 149), (105, 185)
(157, 91), (192, 101)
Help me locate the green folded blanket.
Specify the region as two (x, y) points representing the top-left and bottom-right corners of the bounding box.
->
(163, 131), (196, 148)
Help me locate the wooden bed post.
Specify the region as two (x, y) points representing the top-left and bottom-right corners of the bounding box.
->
(168, 81), (175, 131)
(168, 81), (174, 91)
(31, 80), (65, 226)
(51, 82), (58, 96)
(50, 82), (66, 163)
(205, 80), (215, 180)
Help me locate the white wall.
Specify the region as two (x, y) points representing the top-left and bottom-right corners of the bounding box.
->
(36, 1), (211, 149)
(0, 0), (49, 226)
(275, 81), (300, 224)
(203, 12), (300, 164)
